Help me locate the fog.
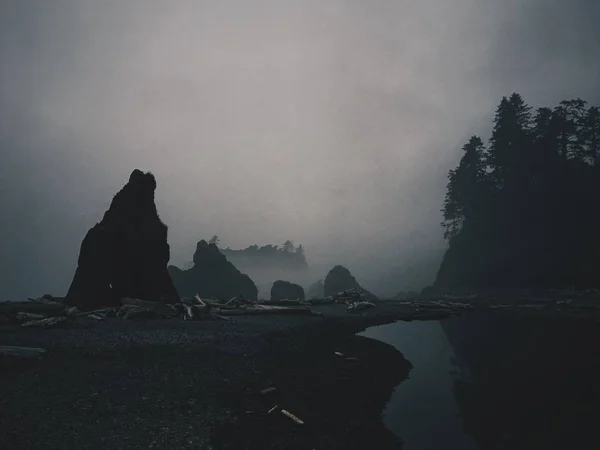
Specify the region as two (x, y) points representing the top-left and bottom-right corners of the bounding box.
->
(1, 0), (599, 299)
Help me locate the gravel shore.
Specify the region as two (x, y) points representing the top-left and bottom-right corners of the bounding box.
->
(1, 303), (412, 450)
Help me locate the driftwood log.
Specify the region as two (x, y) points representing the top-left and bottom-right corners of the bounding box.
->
(0, 301), (66, 314)
(0, 345), (46, 358)
(121, 297), (177, 316)
(21, 316), (68, 328)
(215, 305), (318, 316)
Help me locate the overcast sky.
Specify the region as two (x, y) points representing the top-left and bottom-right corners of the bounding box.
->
(1, 0), (599, 299)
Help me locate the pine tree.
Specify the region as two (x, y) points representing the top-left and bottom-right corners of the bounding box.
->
(442, 136), (488, 240)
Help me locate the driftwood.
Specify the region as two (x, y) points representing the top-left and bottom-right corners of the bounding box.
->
(0, 301), (66, 314)
(15, 312), (45, 322)
(346, 301), (376, 313)
(121, 297), (177, 316)
(0, 345), (46, 358)
(215, 305), (317, 316)
(308, 297), (335, 305)
(119, 305), (159, 320)
(260, 387), (277, 395)
(64, 306), (81, 316)
(73, 307), (117, 318)
(260, 299), (310, 306)
(281, 409), (304, 425)
(183, 304), (205, 320)
(28, 295), (68, 304)
(21, 316), (68, 328)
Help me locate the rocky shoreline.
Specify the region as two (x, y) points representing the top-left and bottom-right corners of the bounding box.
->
(0, 302), (411, 450)
(3, 294), (600, 449)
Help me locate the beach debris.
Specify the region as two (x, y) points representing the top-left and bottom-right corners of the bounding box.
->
(21, 316), (68, 329)
(518, 304), (545, 309)
(344, 356), (366, 364)
(121, 297), (177, 316)
(121, 305), (159, 320)
(183, 304), (208, 320)
(261, 299), (310, 306)
(15, 312), (45, 322)
(216, 304), (318, 316)
(0, 299), (66, 314)
(64, 306), (81, 316)
(281, 409), (304, 425)
(346, 301), (376, 314)
(0, 345), (46, 358)
(260, 387), (277, 395)
(332, 289), (367, 304)
(1, 289), (323, 327)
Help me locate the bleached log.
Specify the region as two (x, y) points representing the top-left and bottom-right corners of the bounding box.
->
(346, 302), (376, 313)
(15, 312), (46, 322)
(122, 306), (158, 320)
(0, 345), (46, 358)
(215, 305), (317, 316)
(183, 304), (211, 320)
(120, 297), (177, 316)
(73, 308), (114, 317)
(193, 295), (207, 307)
(281, 409), (304, 425)
(21, 316), (68, 328)
(258, 299), (310, 306)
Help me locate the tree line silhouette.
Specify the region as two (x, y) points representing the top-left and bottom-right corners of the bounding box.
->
(436, 93), (600, 289)
(210, 236), (308, 271)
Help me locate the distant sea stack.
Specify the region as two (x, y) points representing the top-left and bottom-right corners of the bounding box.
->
(323, 265), (378, 301)
(270, 280), (305, 302)
(306, 279), (325, 299)
(168, 240), (258, 300)
(66, 169), (180, 311)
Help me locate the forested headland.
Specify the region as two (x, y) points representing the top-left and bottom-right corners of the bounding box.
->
(436, 94), (599, 289)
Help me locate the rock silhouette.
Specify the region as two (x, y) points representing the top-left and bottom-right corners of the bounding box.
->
(324, 265), (378, 301)
(66, 170), (180, 310)
(168, 240), (258, 300)
(270, 280), (305, 302)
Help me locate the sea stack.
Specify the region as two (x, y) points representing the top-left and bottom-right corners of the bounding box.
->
(66, 169), (180, 310)
(168, 240), (258, 300)
(323, 265), (378, 301)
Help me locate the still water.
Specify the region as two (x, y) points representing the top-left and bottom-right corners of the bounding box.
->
(362, 313), (600, 450)
(360, 321), (477, 450)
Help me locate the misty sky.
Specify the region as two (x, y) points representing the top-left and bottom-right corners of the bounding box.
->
(1, 0), (599, 299)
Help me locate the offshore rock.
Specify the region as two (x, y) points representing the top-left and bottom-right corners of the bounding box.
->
(66, 170), (180, 310)
(168, 240), (258, 300)
(270, 280), (305, 302)
(323, 265), (378, 301)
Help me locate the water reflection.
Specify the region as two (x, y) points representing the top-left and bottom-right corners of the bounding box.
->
(363, 312), (600, 450)
(360, 321), (477, 450)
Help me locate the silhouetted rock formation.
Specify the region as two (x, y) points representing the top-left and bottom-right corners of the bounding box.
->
(66, 170), (180, 311)
(270, 280), (305, 302)
(168, 240), (258, 300)
(323, 265), (378, 301)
